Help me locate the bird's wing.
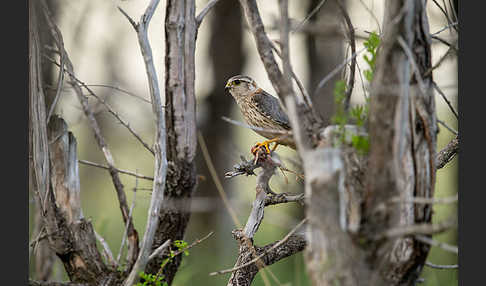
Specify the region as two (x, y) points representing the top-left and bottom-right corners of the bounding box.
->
(251, 89), (291, 130)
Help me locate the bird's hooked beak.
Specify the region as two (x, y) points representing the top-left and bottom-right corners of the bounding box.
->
(225, 81), (232, 92)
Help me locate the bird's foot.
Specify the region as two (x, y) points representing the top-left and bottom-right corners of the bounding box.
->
(251, 138), (279, 155)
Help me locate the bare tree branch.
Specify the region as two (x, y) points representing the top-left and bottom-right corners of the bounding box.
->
(211, 218), (307, 276)
(78, 159), (154, 181)
(433, 81), (459, 119)
(118, 1), (168, 285)
(436, 135), (459, 169)
(335, 0), (356, 112)
(95, 230), (116, 268)
(40, 0), (140, 267)
(196, 0), (222, 28)
(148, 239), (171, 261)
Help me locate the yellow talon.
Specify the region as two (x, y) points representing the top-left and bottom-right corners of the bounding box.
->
(251, 138), (279, 154)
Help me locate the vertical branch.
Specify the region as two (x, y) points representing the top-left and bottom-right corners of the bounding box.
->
(118, 1), (168, 285)
(239, 0), (294, 104)
(144, 0), (198, 283)
(279, 0), (293, 98)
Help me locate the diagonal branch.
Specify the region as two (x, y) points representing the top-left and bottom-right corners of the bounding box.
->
(40, 0), (140, 269)
(43, 56), (155, 155)
(78, 159), (154, 181)
(196, 0), (222, 28)
(436, 135), (459, 169)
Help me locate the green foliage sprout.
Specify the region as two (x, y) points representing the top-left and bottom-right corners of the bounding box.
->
(363, 31), (380, 82)
(134, 240), (190, 286)
(330, 32), (379, 155)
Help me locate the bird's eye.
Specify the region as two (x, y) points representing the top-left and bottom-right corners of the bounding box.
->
(234, 79), (241, 85)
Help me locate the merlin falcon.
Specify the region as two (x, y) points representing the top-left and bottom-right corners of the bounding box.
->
(225, 75), (295, 153)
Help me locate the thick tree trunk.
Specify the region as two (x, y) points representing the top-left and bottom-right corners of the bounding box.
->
(364, 0), (436, 283)
(295, 0), (437, 285)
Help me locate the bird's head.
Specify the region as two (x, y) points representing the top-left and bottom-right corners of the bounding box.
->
(225, 75), (258, 98)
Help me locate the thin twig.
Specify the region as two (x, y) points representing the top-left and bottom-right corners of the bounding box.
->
(269, 41), (314, 110)
(437, 119), (458, 135)
(431, 21), (458, 36)
(154, 232), (214, 282)
(291, 0), (328, 34)
(335, 0), (356, 112)
(198, 132), (242, 228)
(196, 0), (222, 28)
(40, 0), (140, 266)
(424, 44), (456, 77)
(314, 47), (366, 96)
(94, 230), (116, 268)
(415, 235), (458, 254)
(148, 239), (171, 261)
(120, 1), (167, 285)
(358, 0), (381, 35)
(86, 84), (152, 104)
(43, 56), (155, 155)
(117, 175), (139, 267)
(431, 0), (458, 33)
(210, 218), (307, 276)
(433, 81), (459, 119)
(46, 45), (65, 125)
(78, 159), (154, 181)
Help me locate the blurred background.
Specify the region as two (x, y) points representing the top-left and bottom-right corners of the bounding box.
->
(29, 0), (458, 285)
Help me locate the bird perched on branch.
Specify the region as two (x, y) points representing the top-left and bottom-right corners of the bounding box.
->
(225, 75), (295, 154)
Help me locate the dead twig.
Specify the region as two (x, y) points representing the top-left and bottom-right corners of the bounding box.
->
(154, 232), (214, 282)
(314, 47), (366, 96)
(85, 84), (152, 104)
(94, 230), (116, 268)
(117, 175), (139, 267)
(119, 0), (168, 284)
(148, 239), (172, 261)
(40, 0), (140, 267)
(196, 0), (222, 28)
(335, 0), (356, 112)
(433, 81), (459, 120)
(437, 119), (458, 135)
(291, 0), (328, 34)
(436, 135), (459, 169)
(78, 159), (153, 181)
(43, 56), (155, 155)
(198, 132), (242, 227)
